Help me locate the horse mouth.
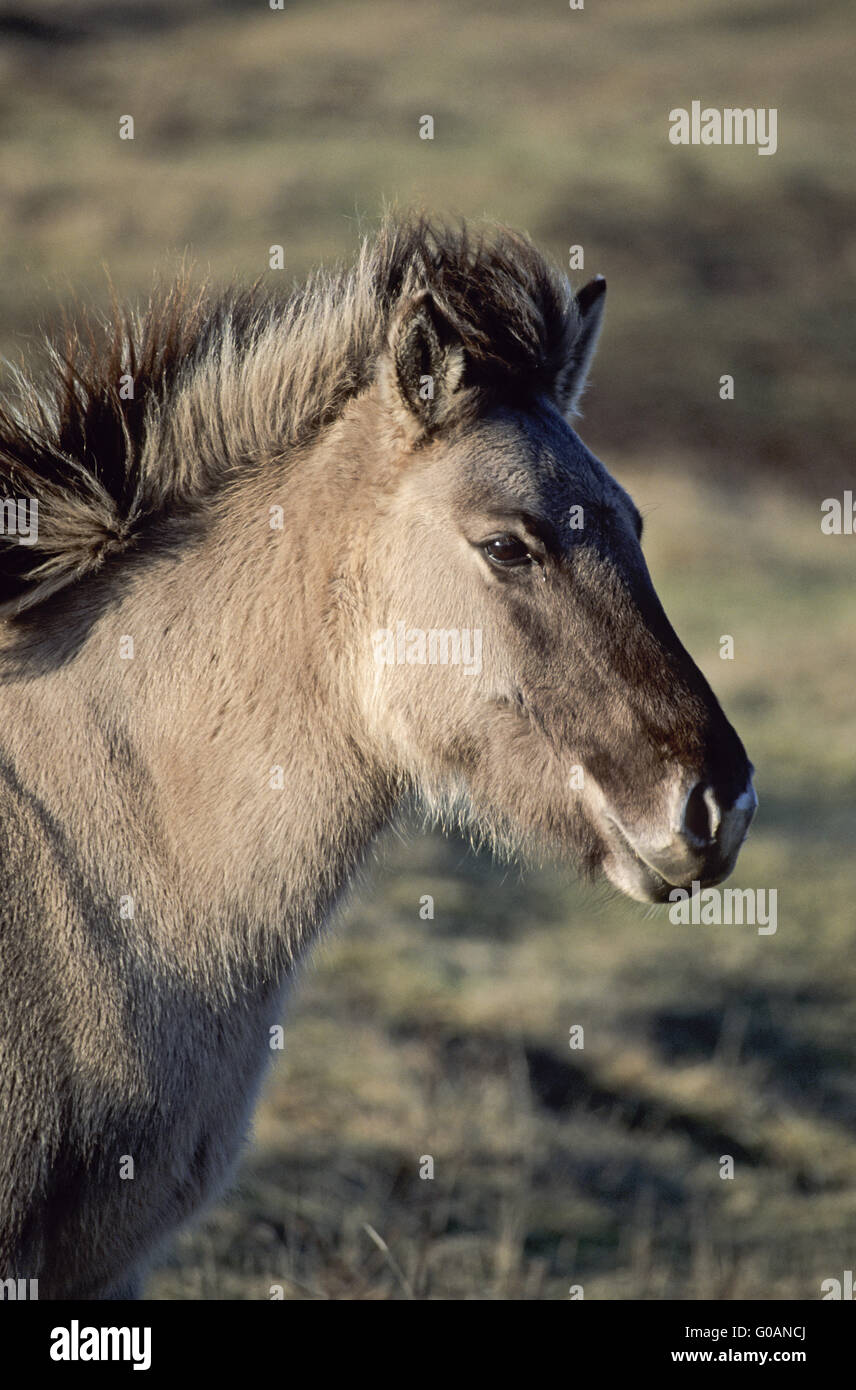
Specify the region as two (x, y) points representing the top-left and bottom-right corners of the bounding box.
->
(599, 815), (740, 905)
(601, 840), (676, 903)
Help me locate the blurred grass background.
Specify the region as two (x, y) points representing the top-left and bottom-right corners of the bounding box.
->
(1, 0), (854, 1298)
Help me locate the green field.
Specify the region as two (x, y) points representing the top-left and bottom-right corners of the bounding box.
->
(1, 0), (853, 1299)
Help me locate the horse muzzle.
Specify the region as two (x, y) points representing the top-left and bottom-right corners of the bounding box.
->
(599, 774), (758, 903)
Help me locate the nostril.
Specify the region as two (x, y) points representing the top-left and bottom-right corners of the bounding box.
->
(702, 785), (722, 837)
(681, 781), (717, 845)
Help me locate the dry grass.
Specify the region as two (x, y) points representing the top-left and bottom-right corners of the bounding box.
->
(0, 0), (852, 1299)
(0, 0), (853, 485)
(148, 465), (856, 1300)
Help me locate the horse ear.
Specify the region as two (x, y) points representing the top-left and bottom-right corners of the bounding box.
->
(381, 292), (465, 434)
(556, 275), (606, 414)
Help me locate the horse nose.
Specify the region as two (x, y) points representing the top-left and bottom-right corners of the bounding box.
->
(601, 772), (757, 892)
(677, 777), (757, 855)
(606, 775), (758, 889)
(678, 780), (722, 847)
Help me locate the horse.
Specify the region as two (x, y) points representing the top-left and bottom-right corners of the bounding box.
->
(0, 216), (756, 1298)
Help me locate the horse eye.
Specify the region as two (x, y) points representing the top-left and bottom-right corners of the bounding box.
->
(482, 534), (533, 568)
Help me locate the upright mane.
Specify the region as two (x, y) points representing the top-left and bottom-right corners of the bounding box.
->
(0, 214), (577, 618)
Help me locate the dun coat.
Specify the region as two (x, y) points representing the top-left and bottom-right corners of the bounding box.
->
(0, 216), (755, 1298)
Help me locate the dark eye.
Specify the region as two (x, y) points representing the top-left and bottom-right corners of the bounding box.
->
(481, 534), (533, 568)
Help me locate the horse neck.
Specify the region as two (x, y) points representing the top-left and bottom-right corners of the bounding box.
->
(21, 434), (395, 969)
